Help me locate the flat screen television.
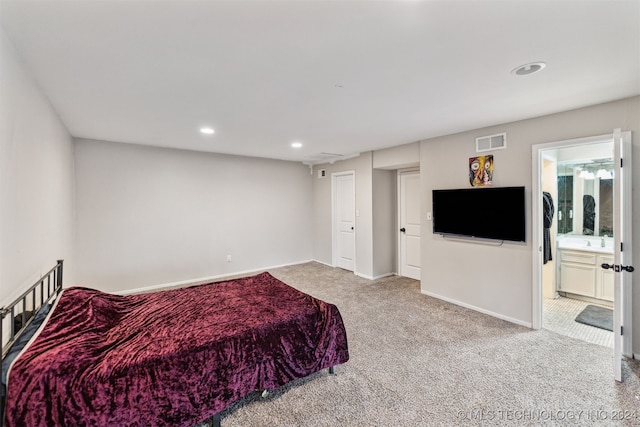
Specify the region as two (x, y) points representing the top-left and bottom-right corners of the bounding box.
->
(432, 186), (526, 242)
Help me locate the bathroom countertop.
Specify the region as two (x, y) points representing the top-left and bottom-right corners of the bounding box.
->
(557, 242), (613, 254)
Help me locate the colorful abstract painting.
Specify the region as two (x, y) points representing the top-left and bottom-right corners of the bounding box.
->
(469, 155), (493, 187)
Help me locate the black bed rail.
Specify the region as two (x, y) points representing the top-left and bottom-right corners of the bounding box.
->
(1, 260), (63, 359)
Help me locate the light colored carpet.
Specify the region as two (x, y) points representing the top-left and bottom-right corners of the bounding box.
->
(204, 262), (640, 426)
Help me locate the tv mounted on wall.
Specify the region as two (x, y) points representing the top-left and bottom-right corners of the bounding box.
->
(432, 186), (526, 242)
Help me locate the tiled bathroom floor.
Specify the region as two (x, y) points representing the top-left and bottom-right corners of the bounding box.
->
(543, 296), (613, 348)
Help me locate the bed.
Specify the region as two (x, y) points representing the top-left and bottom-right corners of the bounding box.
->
(1, 261), (349, 427)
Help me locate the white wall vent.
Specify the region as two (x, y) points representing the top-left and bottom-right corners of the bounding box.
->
(317, 169), (327, 178)
(476, 132), (506, 152)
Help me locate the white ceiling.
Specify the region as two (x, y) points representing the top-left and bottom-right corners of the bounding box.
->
(1, 0), (639, 163)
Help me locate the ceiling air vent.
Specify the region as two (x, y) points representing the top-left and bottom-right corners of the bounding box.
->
(304, 152), (346, 165)
(476, 132), (506, 153)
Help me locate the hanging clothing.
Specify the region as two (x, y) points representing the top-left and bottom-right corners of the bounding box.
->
(583, 195), (596, 235)
(543, 192), (554, 264)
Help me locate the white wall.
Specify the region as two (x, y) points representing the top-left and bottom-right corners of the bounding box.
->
(312, 153), (400, 279)
(74, 139), (313, 293)
(312, 153), (374, 278)
(420, 133), (531, 326)
(0, 28), (75, 307)
(420, 97), (640, 351)
(372, 169), (396, 278)
(373, 142), (420, 170)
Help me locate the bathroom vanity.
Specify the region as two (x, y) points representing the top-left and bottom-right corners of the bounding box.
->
(556, 238), (614, 303)
(552, 141), (615, 305)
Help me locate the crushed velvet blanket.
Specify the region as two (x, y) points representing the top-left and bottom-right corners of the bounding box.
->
(4, 272), (349, 426)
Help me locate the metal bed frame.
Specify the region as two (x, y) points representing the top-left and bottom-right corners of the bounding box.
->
(1, 260), (63, 427)
(1, 260), (64, 360)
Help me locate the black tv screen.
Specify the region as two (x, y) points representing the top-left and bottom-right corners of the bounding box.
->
(432, 186), (526, 242)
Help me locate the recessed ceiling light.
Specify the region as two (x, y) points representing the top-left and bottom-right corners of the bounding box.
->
(291, 142), (303, 148)
(200, 127), (215, 135)
(511, 62), (546, 76)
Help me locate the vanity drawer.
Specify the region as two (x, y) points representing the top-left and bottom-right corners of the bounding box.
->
(560, 250), (597, 265)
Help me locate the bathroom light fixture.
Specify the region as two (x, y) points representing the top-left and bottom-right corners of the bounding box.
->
(291, 142), (303, 148)
(579, 170), (595, 180)
(511, 62), (546, 76)
(200, 127), (215, 135)
(596, 169), (613, 179)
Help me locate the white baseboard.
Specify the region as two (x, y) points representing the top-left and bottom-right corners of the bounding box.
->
(420, 289), (533, 328)
(373, 272), (396, 280)
(312, 259), (334, 268)
(355, 272), (396, 280)
(115, 260), (314, 295)
(310, 259), (395, 281)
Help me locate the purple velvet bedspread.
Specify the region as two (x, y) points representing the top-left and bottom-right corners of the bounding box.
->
(4, 272), (349, 426)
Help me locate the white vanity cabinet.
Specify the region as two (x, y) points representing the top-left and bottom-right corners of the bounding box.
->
(557, 248), (614, 302)
(598, 255), (614, 301)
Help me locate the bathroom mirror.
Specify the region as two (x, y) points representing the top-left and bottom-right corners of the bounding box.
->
(556, 158), (613, 236)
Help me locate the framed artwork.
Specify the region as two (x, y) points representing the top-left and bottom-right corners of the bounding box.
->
(469, 155), (493, 187)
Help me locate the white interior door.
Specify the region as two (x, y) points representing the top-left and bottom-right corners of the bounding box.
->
(608, 129), (633, 382)
(333, 172), (355, 271)
(399, 171), (421, 280)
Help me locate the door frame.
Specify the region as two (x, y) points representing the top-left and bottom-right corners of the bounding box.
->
(397, 168), (420, 279)
(332, 170), (356, 271)
(613, 128), (633, 378)
(531, 131), (632, 358)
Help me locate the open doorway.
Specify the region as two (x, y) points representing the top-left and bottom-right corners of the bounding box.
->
(532, 130), (633, 381)
(540, 141), (614, 348)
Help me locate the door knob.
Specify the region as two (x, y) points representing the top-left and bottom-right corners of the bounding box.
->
(602, 263), (635, 273)
(400, 227), (406, 233)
